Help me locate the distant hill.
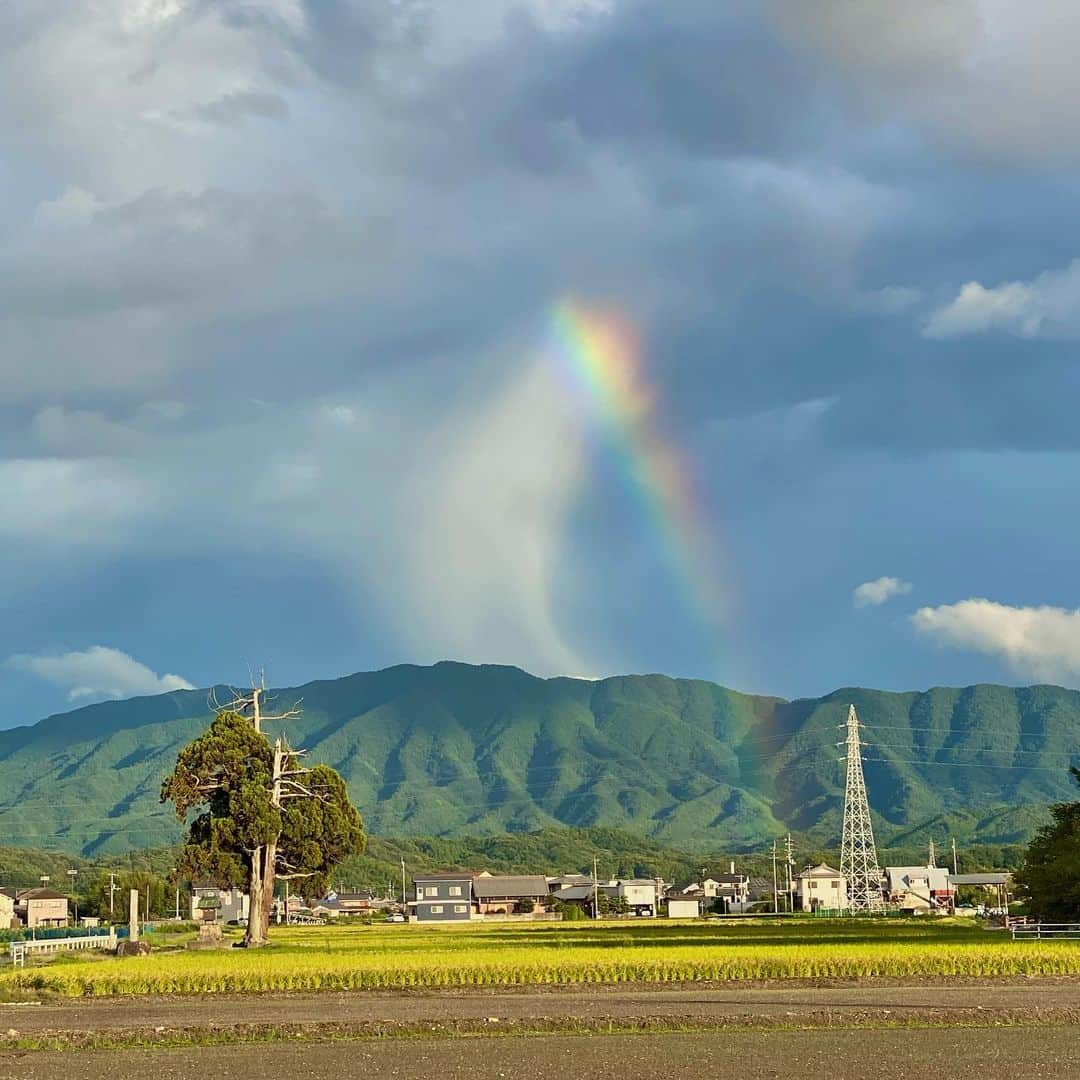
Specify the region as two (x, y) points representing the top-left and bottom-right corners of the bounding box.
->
(0, 662), (1075, 856)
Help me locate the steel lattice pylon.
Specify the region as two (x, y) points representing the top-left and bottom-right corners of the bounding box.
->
(840, 704), (883, 911)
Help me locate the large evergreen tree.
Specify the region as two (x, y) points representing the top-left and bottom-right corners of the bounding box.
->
(161, 709), (365, 946)
(1019, 768), (1080, 921)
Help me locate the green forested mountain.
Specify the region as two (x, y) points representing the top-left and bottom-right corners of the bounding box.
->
(0, 662), (1075, 856)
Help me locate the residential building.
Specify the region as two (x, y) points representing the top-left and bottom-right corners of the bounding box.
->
(795, 864), (848, 912)
(324, 890), (376, 914)
(746, 876), (774, 904)
(0, 889), (15, 929)
(472, 873), (550, 915)
(665, 892), (701, 918)
(615, 879), (664, 917)
(884, 866), (953, 912)
(190, 885), (249, 924)
(412, 873), (472, 922)
(16, 888), (69, 928)
(546, 873), (597, 893)
(551, 883), (610, 917)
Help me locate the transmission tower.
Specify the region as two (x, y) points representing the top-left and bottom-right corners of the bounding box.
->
(840, 704), (883, 911)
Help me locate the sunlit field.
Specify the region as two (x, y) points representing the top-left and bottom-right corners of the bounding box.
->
(4, 919), (1076, 997)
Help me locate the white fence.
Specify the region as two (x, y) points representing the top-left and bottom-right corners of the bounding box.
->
(8, 931), (117, 967)
(1011, 922), (1080, 940)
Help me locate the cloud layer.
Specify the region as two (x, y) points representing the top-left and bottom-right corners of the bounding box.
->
(4, 1), (1080, 717)
(6, 646), (195, 702)
(912, 600), (1080, 682)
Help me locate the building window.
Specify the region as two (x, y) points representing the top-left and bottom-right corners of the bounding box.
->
(455, 905), (467, 913)
(449, 886), (462, 896)
(429, 905), (443, 914)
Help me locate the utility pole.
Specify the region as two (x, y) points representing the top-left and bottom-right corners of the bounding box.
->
(951, 837), (959, 876)
(839, 704), (883, 912)
(771, 841), (779, 914)
(593, 856), (600, 920)
(785, 833), (795, 912)
(401, 858), (407, 917)
(928, 839), (936, 868)
(109, 873), (117, 919)
(67, 868), (78, 925)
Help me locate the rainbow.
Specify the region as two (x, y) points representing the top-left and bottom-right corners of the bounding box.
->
(550, 298), (725, 625)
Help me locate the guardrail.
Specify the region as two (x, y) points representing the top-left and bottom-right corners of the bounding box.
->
(9, 931), (117, 967)
(1011, 922), (1080, 940)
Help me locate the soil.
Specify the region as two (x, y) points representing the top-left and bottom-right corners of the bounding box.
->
(4, 1026), (1080, 1080)
(3, 979), (1079, 1036)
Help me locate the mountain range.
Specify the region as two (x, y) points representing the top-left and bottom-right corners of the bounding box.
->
(0, 661), (1075, 856)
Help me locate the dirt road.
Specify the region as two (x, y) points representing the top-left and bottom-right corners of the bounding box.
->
(4, 1026), (1080, 1080)
(3, 980), (1079, 1037)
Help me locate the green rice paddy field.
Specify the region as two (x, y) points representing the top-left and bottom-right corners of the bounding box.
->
(4, 919), (1077, 997)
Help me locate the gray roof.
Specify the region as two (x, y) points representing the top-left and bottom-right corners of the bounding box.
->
(412, 872), (473, 882)
(473, 875), (549, 898)
(553, 884), (616, 901)
(951, 873), (1011, 886)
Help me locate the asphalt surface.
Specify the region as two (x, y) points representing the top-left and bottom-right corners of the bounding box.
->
(4, 1027), (1080, 1080)
(3, 981), (1080, 1035)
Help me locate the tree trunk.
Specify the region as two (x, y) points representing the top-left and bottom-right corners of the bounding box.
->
(244, 846), (268, 947)
(259, 842), (277, 942)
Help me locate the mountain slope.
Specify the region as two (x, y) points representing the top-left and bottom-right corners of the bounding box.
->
(0, 662), (1076, 855)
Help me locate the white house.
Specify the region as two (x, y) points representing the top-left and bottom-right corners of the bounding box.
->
(795, 864), (848, 912)
(884, 866), (952, 912)
(0, 890), (15, 929)
(616, 880), (664, 916)
(666, 894), (701, 918)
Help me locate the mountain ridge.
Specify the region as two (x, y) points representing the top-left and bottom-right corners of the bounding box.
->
(1, 661), (1076, 856)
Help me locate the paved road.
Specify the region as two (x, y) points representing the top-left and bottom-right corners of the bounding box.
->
(4, 1027), (1080, 1080)
(2, 980), (1078, 1036)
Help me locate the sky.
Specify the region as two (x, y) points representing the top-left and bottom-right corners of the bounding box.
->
(4, 0), (1080, 727)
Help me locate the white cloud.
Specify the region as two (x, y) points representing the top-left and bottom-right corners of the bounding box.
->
(911, 599), (1080, 682)
(6, 645), (195, 702)
(925, 260), (1080, 340)
(854, 576), (913, 608)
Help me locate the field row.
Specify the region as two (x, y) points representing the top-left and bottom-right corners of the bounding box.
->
(3, 921), (1078, 996)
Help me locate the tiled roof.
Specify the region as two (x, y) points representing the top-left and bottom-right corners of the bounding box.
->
(472, 875), (549, 898)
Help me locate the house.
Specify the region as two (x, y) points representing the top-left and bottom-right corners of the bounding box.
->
(190, 885), (249, 924)
(15, 888), (69, 928)
(884, 866), (953, 913)
(665, 892), (701, 918)
(0, 889), (15, 929)
(747, 876), (774, 904)
(472, 873), (550, 915)
(547, 873), (597, 893)
(615, 879), (664, 917)
(795, 864), (848, 912)
(551, 883), (617, 917)
(325, 890), (375, 914)
(412, 873), (472, 922)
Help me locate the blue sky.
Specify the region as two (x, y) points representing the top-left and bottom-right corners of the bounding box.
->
(3, 1), (1080, 727)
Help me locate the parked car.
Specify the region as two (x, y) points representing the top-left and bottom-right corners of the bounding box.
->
(385, 913), (406, 923)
